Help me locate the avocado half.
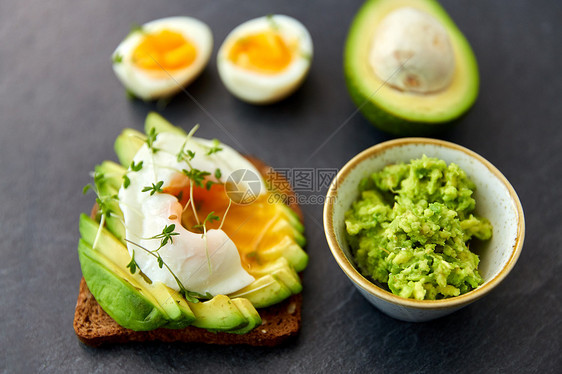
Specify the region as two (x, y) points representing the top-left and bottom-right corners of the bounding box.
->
(344, 0), (479, 135)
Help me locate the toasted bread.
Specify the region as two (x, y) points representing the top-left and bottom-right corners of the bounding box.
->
(74, 156), (305, 347)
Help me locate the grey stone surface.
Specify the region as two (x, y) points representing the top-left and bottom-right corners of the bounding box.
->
(1, 0), (561, 373)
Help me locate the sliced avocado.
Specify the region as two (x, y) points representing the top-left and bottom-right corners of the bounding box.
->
(270, 217), (306, 247)
(259, 235), (308, 273)
(228, 298), (262, 335)
(248, 257), (302, 294)
(79, 214), (195, 327)
(114, 128), (146, 167)
(92, 162), (125, 241)
(95, 161), (126, 191)
(277, 204), (305, 234)
(91, 179), (125, 243)
(344, 0), (479, 135)
(159, 284), (198, 329)
(78, 239), (168, 331)
(145, 111), (187, 137)
(229, 274), (292, 309)
(188, 295), (249, 331)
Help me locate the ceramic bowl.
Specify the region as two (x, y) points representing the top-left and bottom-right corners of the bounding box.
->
(323, 138), (525, 322)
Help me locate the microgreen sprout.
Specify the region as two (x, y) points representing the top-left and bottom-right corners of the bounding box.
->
(124, 238), (210, 303)
(183, 169), (211, 188)
(126, 250), (138, 274)
(83, 171), (122, 249)
(146, 224), (180, 252)
(131, 160), (143, 171)
(206, 139), (223, 156)
(123, 161), (143, 189)
(191, 211), (220, 273)
(142, 180), (164, 195)
(146, 127), (159, 154)
(192, 212), (220, 232)
(112, 54), (123, 64)
(266, 14), (279, 30)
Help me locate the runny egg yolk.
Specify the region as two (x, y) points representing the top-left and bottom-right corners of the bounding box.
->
(227, 31), (293, 74)
(176, 183), (295, 272)
(132, 29), (197, 71)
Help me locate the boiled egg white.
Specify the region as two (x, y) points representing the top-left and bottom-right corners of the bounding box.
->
(217, 15), (313, 104)
(112, 17), (213, 100)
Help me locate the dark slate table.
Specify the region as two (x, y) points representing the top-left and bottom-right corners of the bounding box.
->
(1, 0), (560, 372)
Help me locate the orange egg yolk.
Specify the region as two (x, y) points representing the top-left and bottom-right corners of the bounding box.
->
(228, 31), (293, 74)
(132, 29), (197, 71)
(174, 183), (296, 272)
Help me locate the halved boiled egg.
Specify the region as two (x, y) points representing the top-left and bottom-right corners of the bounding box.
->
(112, 17), (213, 100)
(217, 15), (313, 104)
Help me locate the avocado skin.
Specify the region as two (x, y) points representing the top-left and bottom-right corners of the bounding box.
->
(78, 239), (168, 331)
(344, 72), (456, 136)
(344, 0), (479, 136)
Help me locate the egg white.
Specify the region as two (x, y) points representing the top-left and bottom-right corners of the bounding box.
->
(217, 15), (313, 104)
(112, 17), (213, 100)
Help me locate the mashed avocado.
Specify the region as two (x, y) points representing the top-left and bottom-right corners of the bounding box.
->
(345, 156), (492, 300)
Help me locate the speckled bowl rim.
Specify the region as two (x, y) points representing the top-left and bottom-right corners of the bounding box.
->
(323, 138), (525, 310)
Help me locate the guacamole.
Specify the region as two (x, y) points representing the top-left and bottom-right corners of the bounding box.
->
(345, 156), (492, 300)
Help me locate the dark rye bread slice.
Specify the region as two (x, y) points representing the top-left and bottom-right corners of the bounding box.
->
(74, 279), (302, 347)
(74, 156), (305, 347)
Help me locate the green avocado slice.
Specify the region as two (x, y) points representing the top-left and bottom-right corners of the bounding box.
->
(114, 128), (146, 167)
(188, 295), (249, 331)
(228, 298), (263, 335)
(277, 204), (305, 234)
(78, 239), (167, 331)
(248, 257), (303, 294)
(79, 214), (196, 326)
(344, 0), (479, 135)
(145, 111), (187, 137)
(94, 161), (126, 191)
(258, 235), (308, 273)
(229, 274), (293, 309)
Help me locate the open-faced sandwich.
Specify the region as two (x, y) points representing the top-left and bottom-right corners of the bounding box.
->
(74, 113), (307, 346)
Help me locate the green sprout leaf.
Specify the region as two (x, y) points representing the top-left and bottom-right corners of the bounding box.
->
(147, 223), (180, 252)
(130, 160), (143, 172)
(82, 184), (92, 195)
(266, 14), (279, 30)
(142, 180), (164, 195)
(182, 168), (210, 188)
(125, 89), (137, 101)
(177, 141), (196, 163)
(112, 53), (123, 64)
(124, 238), (211, 303)
(192, 211), (220, 231)
(206, 139), (223, 156)
(126, 251), (138, 274)
(146, 127), (160, 153)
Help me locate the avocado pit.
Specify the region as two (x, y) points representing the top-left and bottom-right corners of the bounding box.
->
(369, 7), (455, 94)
